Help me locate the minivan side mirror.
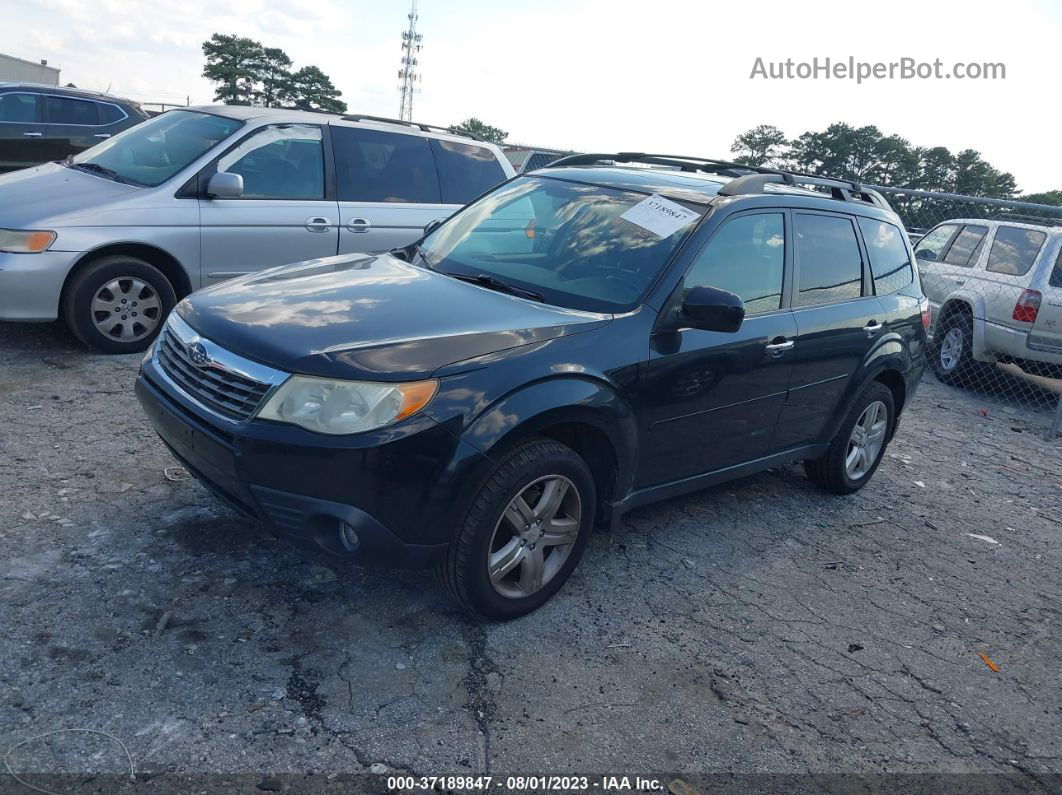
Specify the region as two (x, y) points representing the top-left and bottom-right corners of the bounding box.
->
(206, 171), (243, 199)
(682, 285), (745, 333)
(423, 219), (442, 237)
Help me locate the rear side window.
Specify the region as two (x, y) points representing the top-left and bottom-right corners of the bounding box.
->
(914, 224), (959, 262)
(0, 92), (38, 122)
(858, 218), (913, 294)
(943, 225), (988, 267)
(794, 214), (864, 307)
(684, 213), (785, 315)
(431, 139), (507, 204)
(97, 103), (126, 124)
(986, 226), (1047, 276)
(46, 95), (99, 125)
(332, 126), (440, 203)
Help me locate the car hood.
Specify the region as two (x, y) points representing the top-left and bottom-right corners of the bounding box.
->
(177, 253), (611, 380)
(0, 162), (140, 228)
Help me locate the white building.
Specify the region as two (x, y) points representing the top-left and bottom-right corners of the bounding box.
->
(0, 52), (60, 85)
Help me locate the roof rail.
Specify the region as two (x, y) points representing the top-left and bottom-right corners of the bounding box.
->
(339, 113), (484, 141)
(719, 172), (892, 209)
(547, 152), (781, 178)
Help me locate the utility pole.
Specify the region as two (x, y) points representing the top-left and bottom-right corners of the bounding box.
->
(398, 0), (422, 121)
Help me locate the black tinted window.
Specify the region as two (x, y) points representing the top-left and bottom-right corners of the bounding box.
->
(858, 218), (913, 294)
(0, 92), (38, 122)
(914, 224), (959, 262)
(431, 139), (506, 204)
(685, 213), (784, 315)
(794, 214), (863, 307)
(46, 95), (98, 125)
(217, 124), (324, 199)
(986, 226), (1047, 276)
(332, 126), (440, 203)
(1051, 248), (1062, 289)
(97, 103), (126, 124)
(943, 225), (988, 267)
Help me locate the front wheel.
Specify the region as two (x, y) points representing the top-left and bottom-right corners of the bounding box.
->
(437, 439), (595, 619)
(804, 382), (895, 494)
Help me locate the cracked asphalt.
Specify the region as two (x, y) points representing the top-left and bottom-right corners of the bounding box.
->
(1, 319), (1060, 790)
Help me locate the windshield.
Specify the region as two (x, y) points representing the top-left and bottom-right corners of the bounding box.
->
(419, 176), (703, 313)
(70, 110), (243, 187)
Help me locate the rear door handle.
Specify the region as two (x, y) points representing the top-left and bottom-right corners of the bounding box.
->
(346, 218), (371, 233)
(93, 133), (111, 139)
(23, 131), (43, 137)
(863, 320), (882, 336)
(305, 216), (333, 232)
(765, 338), (795, 357)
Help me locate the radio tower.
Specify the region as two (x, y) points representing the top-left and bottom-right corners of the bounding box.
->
(398, 0), (422, 121)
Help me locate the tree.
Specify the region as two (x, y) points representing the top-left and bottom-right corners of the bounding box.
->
(289, 66), (347, 113)
(448, 118), (507, 144)
(729, 124), (787, 167)
(202, 33), (263, 105)
(255, 47), (294, 108)
(1021, 190), (1062, 206)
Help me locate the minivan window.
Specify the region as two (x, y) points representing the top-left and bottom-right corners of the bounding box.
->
(420, 176), (700, 313)
(942, 225), (988, 267)
(685, 213), (784, 315)
(46, 95), (98, 125)
(0, 92), (38, 122)
(431, 139), (507, 204)
(914, 224), (959, 262)
(332, 125), (440, 203)
(858, 218), (914, 294)
(70, 110), (242, 187)
(794, 214), (864, 307)
(985, 226), (1047, 276)
(217, 125), (324, 199)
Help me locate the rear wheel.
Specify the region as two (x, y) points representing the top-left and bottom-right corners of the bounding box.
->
(63, 255), (176, 354)
(929, 311), (988, 385)
(437, 439), (595, 619)
(804, 382), (894, 494)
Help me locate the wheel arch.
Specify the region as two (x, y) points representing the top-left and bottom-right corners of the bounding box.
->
(60, 242), (193, 311)
(935, 295), (990, 361)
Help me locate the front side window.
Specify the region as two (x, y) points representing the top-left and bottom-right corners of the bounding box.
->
(331, 125), (440, 203)
(794, 214), (864, 307)
(986, 226), (1047, 276)
(46, 95), (98, 125)
(420, 176), (702, 313)
(431, 139), (507, 204)
(858, 218), (913, 294)
(70, 110), (242, 187)
(217, 124), (324, 200)
(943, 225), (989, 267)
(0, 92), (38, 123)
(684, 213), (784, 315)
(914, 224), (959, 262)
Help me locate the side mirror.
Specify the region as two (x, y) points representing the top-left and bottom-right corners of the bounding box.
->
(206, 171), (243, 199)
(914, 247), (935, 262)
(682, 285), (745, 333)
(423, 219), (442, 237)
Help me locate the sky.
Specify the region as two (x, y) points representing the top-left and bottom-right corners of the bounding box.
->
(3, 0), (1060, 193)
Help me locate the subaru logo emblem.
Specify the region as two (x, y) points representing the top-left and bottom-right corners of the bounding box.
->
(187, 341), (211, 368)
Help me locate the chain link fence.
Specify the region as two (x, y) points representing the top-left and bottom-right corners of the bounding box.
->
(872, 186), (1062, 438)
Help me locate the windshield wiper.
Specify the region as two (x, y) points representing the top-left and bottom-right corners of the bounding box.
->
(444, 271), (544, 302)
(67, 161), (136, 185)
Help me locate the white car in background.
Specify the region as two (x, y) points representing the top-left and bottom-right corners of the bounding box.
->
(915, 218), (1062, 383)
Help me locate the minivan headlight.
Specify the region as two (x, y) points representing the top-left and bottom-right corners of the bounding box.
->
(0, 228), (57, 253)
(256, 376), (438, 435)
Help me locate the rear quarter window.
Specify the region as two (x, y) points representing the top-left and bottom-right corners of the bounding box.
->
(986, 226), (1047, 276)
(857, 218), (913, 294)
(430, 139), (507, 204)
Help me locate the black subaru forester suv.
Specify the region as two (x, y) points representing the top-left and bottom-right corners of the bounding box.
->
(136, 153), (928, 619)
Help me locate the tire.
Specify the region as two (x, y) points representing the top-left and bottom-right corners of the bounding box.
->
(63, 255), (176, 354)
(437, 439), (596, 620)
(804, 382), (895, 495)
(929, 311), (987, 386)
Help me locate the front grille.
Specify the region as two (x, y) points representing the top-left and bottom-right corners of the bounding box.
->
(157, 328), (272, 421)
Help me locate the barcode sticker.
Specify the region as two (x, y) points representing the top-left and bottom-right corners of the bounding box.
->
(619, 194), (701, 238)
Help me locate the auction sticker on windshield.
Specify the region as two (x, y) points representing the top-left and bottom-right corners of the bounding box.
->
(619, 194), (701, 238)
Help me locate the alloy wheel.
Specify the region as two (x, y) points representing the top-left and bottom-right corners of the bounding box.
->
(938, 327), (964, 372)
(845, 400), (888, 481)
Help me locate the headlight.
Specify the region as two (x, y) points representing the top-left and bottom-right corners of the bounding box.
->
(256, 375), (438, 435)
(0, 228), (57, 253)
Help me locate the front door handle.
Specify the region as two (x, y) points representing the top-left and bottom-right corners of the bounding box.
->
(23, 131), (43, 137)
(93, 133), (111, 139)
(305, 216), (333, 232)
(955, 278), (965, 285)
(862, 320), (882, 337)
(346, 218), (372, 233)
(765, 338), (795, 357)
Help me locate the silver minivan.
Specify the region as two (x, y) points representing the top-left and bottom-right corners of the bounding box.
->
(0, 106), (515, 353)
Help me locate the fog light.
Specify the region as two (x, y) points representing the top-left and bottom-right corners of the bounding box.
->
(339, 521), (360, 552)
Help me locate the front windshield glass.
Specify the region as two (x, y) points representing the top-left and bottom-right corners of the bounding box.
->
(70, 110), (243, 187)
(419, 176), (703, 313)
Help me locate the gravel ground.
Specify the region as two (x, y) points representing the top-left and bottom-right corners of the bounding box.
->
(0, 319), (1060, 791)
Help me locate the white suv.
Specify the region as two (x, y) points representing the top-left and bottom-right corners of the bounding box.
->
(915, 219), (1062, 383)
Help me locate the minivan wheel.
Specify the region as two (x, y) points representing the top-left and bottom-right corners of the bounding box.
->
(63, 255), (176, 354)
(804, 382), (895, 495)
(437, 439), (595, 620)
